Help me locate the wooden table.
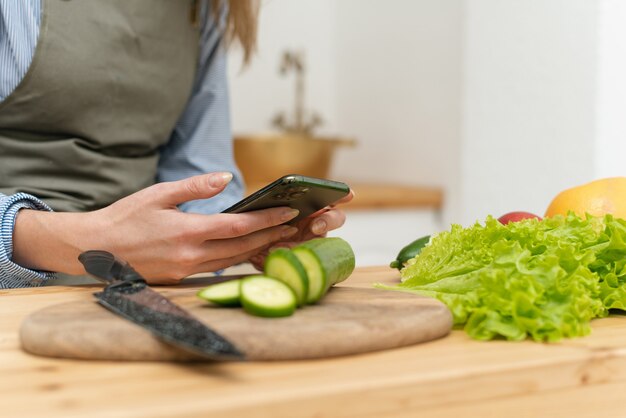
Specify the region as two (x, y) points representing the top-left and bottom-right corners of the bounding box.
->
(3, 266), (626, 418)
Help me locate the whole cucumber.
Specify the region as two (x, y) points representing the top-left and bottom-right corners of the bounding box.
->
(389, 235), (431, 270)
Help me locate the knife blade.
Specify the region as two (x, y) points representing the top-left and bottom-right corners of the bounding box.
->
(78, 250), (244, 361)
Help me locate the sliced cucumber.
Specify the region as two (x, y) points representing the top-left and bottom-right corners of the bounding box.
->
(293, 237), (355, 301)
(292, 247), (326, 304)
(196, 279), (241, 307)
(240, 275), (297, 318)
(264, 248), (309, 306)
(197, 238), (355, 316)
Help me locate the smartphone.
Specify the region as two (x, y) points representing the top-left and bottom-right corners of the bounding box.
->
(222, 174), (350, 223)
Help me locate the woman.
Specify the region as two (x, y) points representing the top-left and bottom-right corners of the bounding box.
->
(0, 0), (351, 288)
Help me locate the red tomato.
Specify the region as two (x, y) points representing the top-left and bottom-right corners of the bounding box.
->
(497, 211), (542, 224)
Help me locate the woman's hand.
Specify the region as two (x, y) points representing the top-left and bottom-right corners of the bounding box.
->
(247, 190), (354, 270)
(12, 172), (301, 284)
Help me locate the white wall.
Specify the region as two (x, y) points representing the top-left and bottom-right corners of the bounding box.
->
(332, 0), (463, 226)
(460, 0), (599, 225)
(227, 0), (337, 135)
(595, 0), (626, 179)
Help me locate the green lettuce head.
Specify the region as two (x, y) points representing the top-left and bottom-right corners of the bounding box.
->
(380, 213), (626, 342)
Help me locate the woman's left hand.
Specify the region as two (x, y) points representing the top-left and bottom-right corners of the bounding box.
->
(248, 190), (354, 270)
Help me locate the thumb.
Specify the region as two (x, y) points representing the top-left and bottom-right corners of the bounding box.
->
(150, 172), (233, 207)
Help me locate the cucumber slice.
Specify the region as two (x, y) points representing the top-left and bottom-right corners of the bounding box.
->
(240, 275), (297, 318)
(292, 247), (326, 304)
(264, 248), (309, 306)
(293, 237), (355, 301)
(196, 279), (242, 307)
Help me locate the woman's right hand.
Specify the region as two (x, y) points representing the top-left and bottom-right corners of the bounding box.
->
(12, 172), (299, 284)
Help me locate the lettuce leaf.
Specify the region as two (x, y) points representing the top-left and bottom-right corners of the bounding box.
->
(379, 213), (626, 342)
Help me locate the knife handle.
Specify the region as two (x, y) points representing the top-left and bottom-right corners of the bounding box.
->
(78, 250), (146, 284)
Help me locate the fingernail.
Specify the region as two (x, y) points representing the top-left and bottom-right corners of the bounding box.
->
(209, 172), (233, 187)
(281, 209), (300, 222)
(281, 226), (298, 239)
(311, 219), (327, 235)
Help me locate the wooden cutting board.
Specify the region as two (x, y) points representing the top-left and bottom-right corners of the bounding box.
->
(19, 285), (452, 361)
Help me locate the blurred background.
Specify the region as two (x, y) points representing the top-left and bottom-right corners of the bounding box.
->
(226, 0), (626, 266)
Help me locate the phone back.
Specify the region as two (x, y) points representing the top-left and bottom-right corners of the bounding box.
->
(223, 175), (350, 222)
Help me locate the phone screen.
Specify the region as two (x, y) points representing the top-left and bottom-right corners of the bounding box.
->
(222, 175), (350, 222)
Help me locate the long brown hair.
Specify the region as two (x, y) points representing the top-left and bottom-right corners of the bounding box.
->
(214, 0), (259, 64)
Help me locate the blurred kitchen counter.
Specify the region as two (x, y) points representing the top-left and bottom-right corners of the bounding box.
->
(346, 183), (443, 210)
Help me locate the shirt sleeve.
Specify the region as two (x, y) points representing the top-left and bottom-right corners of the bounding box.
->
(0, 2), (54, 288)
(0, 193), (55, 289)
(0, 0), (42, 100)
(156, 1), (245, 215)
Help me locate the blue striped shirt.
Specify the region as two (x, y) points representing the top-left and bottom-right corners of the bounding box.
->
(0, 0), (244, 288)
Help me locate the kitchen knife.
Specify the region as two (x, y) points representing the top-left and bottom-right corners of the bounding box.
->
(78, 250), (244, 361)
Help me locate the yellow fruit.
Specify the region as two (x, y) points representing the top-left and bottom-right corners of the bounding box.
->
(545, 177), (626, 219)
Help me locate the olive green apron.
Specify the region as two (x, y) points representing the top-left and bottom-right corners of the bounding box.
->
(0, 0), (200, 212)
